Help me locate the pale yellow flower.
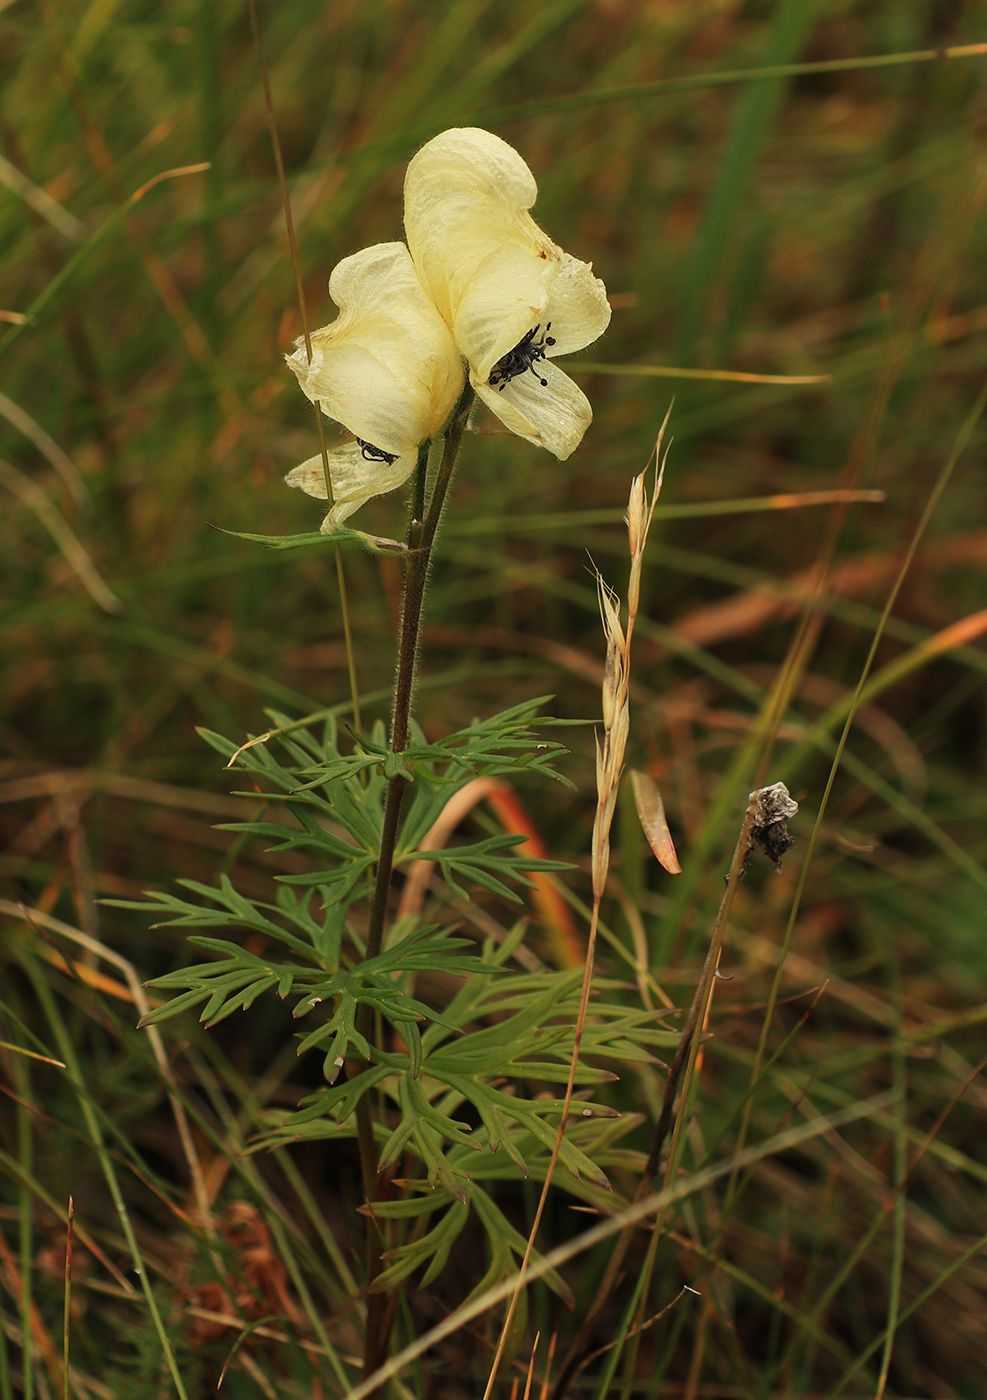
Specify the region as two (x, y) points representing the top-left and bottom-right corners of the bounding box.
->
(285, 242), (464, 531)
(404, 127), (611, 460)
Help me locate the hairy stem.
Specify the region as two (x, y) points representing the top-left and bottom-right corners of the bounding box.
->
(363, 400), (470, 968)
(355, 386), (473, 1383)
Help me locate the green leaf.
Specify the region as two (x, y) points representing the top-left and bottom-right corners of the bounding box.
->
(210, 523), (406, 554)
(294, 696), (581, 802)
(372, 1199), (470, 1292)
(217, 815), (368, 861)
(407, 833), (571, 905)
(471, 1188), (574, 1307)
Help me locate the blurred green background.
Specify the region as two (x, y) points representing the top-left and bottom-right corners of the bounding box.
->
(2, 1), (987, 1396)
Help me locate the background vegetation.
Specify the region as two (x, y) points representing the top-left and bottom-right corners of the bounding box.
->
(2, 0), (986, 1396)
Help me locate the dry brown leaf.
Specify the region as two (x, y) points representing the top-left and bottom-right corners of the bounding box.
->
(630, 770), (681, 875)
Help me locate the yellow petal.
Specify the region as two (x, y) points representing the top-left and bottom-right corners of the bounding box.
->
(453, 243), (555, 381)
(287, 342), (422, 458)
(285, 442), (419, 530)
(543, 254), (612, 357)
(285, 242), (464, 454)
(404, 129), (609, 458)
(405, 128), (559, 337)
(473, 358), (592, 461)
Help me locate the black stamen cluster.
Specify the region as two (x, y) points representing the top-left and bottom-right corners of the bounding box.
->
(356, 438), (398, 465)
(488, 322), (557, 391)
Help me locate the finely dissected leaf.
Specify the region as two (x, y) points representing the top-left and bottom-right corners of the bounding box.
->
(292, 977), (434, 1081)
(137, 921), (485, 1055)
(370, 923), (485, 977)
(105, 884), (318, 959)
(371, 1199), (471, 1291)
(218, 812), (368, 861)
(294, 993), (371, 1072)
(275, 857), (377, 906)
(470, 1187), (574, 1306)
(370, 1183), (575, 1302)
(255, 1065), (394, 1144)
(425, 1074), (614, 1186)
(127, 712), (671, 1204)
(296, 696), (580, 798)
(407, 833), (570, 903)
(255, 958), (674, 1191)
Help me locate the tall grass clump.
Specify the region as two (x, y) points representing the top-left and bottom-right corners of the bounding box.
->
(2, 4), (987, 1398)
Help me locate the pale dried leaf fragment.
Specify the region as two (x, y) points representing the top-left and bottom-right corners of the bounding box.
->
(630, 770), (681, 875)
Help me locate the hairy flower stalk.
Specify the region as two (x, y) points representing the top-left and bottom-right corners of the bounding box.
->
(404, 127), (611, 460)
(285, 242), (464, 531)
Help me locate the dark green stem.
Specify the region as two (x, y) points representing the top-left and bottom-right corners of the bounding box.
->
(410, 439), (429, 523)
(361, 389), (473, 969)
(355, 385), (474, 1383)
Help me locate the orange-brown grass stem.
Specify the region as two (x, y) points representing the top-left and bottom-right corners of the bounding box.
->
(247, 0), (363, 732)
(551, 785), (785, 1397)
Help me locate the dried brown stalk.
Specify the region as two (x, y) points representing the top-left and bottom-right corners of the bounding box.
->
(482, 410), (673, 1399)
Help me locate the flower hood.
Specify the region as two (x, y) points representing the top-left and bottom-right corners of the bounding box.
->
(404, 127), (611, 460)
(284, 241), (464, 530)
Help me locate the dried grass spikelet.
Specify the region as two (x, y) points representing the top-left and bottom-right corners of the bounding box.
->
(591, 404), (676, 900)
(488, 411), (677, 1391)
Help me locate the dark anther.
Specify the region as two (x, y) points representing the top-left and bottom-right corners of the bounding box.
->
(488, 323), (557, 392)
(356, 437), (398, 465)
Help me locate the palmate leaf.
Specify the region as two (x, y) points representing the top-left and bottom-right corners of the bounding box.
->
(139, 940), (304, 1028)
(254, 780), (383, 856)
(369, 924), (489, 979)
(468, 1187), (574, 1307)
(369, 1184), (573, 1305)
(294, 985), (423, 1080)
(418, 696), (582, 776)
(257, 944), (678, 1196)
(276, 752), (395, 790)
(196, 705), (578, 919)
(108, 877), (349, 970)
(292, 696), (582, 796)
(200, 717), (389, 858)
(104, 878), (321, 960)
(221, 808), (369, 861)
(366, 1114), (649, 1297)
(370, 1198), (470, 1291)
(261, 1017), (652, 1188)
(420, 962), (680, 1065)
(138, 923), (486, 1062)
(462, 1110), (648, 1210)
